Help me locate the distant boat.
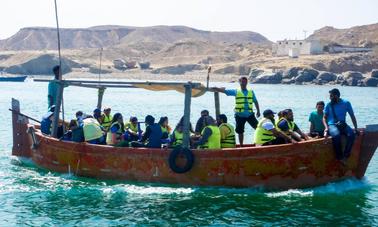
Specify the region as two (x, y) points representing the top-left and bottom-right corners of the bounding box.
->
(0, 75), (27, 82)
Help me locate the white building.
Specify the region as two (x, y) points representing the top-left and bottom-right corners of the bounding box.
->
(272, 39), (323, 57)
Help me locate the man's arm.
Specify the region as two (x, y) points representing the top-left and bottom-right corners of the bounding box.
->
(141, 126), (151, 142)
(211, 87), (226, 93)
(323, 115), (329, 137)
(194, 128), (212, 147)
(271, 128), (296, 143)
(350, 114), (358, 133)
(254, 100), (261, 118)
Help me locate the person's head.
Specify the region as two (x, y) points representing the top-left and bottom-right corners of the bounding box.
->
(145, 115), (155, 126)
(130, 116), (138, 125)
(239, 76), (248, 89)
(203, 116), (216, 127)
(103, 107), (111, 116)
(217, 114), (228, 125)
(329, 88), (341, 103)
(159, 116), (168, 127)
(263, 109), (276, 121)
(75, 111), (83, 119)
(112, 113), (123, 124)
(52, 65), (60, 79)
(201, 110), (209, 117)
(284, 109), (294, 121)
(316, 101), (325, 112)
(93, 108), (101, 118)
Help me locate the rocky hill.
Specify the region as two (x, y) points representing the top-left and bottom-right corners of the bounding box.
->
(0, 25), (270, 51)
(307, 23), (378, 47)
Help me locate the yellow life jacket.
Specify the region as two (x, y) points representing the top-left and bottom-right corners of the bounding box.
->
(276, 118), (295, 136)
(219, 123), (236, 148)
(172, 130), (183, 146)
(200, 125), (221, 149)
(126, 122), (138, 133)
(106, 122), (123, 145)
(83, 118), (103, 141)
(254, 118), (276, 145)
(235, 89), (254, 113)
(101, 114), (113, 131)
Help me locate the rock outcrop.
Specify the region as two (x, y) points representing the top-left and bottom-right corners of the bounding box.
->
(151, 64), (204, 74)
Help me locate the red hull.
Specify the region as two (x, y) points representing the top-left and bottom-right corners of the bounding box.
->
(12, 108), (378, 190)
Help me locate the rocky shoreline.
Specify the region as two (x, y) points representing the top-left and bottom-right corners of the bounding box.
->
(249, 68), (378, 87)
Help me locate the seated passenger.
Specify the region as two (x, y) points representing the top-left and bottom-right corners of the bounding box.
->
(106, 113), (128, 147)
(193, 116), (221, 149)
(309, 101), (325, 138)
(124, 117), (140, 142)
(83, 116), (106, 144)
(254, 109), (295, 146)
(217, 114), (236, 148)
(93, 108), (102, 124)
(170, 121), (184, 147)
(277, 109), (309, 141)
(159, 116), (172, 139)
(101, 107), (113, 131)
(131, 115), (163, 148)
(41, 111), (54, 135)
(69, 111), (84, 130)
(194, 110), (209, 136)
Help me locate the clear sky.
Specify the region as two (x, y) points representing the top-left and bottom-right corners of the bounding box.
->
(0, 0), (377, 41)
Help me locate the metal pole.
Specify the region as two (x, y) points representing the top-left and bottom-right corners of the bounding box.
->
(98, 47), (103, 82)
(182, 83), (192, 149)
(206, 66), (211, 89)
(97, 87), (105, 109)
(214, 91), (220, 118)
(52, 0), (63, 138)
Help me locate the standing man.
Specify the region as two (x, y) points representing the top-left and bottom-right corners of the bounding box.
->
(212, 76), (261, 146)
(47, 65), (60, 109)
(323, 88), (358, 162)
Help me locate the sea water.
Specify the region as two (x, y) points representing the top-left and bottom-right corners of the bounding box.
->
(0, 79), (378, 226)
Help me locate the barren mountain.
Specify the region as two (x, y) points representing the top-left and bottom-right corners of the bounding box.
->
(0, 25), (270, 51)
(307, 23), (378, 46)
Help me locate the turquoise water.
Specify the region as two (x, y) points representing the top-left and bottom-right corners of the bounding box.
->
(1, 79), (378, 226)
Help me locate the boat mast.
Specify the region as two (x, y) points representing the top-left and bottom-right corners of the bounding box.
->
(51, 0), (64, 138)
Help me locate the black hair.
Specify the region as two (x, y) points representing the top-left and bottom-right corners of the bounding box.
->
(201, 110), (209, 116)
(111, 113), (124, 131)
(52, 65), (60, 79)
(329, 88), (341, 97)
(316, 101), (325, 106)
(76, 111), (83, 117)
(158, 116), (168, 125)
(218, 114), (227, 123)
(145, 115), (155, 125)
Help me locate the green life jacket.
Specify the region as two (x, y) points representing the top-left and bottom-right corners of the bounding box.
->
(254, 118), (276, 145)
(172, 130), (183, 146)
(235, 89), (254, 113)
(200, 125), (221, 149)
(101, 114), (113, 131)
(276, 118), (295, 136)
(219, 123), (236, 148)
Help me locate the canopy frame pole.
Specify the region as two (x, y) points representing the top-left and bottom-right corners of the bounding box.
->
(214, 92), (220, 118)
(52, 0), (63, 138)
(182, 83), (192, 149)
(97, 87), (106, 109)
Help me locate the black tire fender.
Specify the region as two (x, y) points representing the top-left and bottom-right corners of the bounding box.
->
(168, 146), (194, 174)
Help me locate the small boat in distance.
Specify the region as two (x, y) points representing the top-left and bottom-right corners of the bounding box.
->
(0, 75), (27, 82)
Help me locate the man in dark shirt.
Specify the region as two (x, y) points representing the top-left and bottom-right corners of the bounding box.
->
(132, 115), (163, 148)
(194, 110), (209, 135)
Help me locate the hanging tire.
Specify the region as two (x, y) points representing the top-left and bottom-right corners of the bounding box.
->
(168, 146), (194, 174)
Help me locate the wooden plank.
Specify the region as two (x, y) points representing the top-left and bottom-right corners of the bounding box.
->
(34, 79), (202, 88)
(97, 87), (106, 110)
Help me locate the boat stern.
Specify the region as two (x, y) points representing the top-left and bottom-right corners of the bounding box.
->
(11, 98), (32, 158)
(356, 124), (378, 179)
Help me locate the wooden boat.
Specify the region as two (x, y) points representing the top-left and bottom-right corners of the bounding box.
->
(10, 80), (378, 190)
(0, 75), (27, 82)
